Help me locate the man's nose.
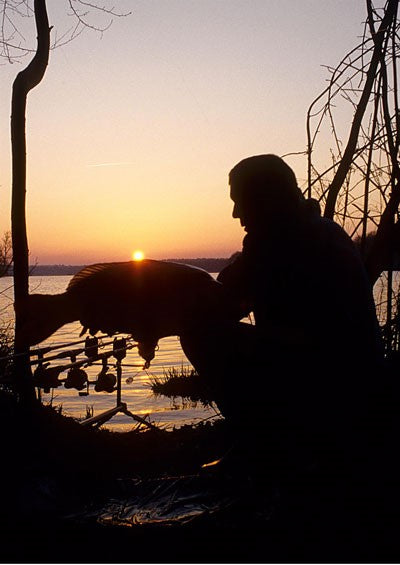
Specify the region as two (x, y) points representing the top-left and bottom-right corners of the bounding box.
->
(232, 202), (240, 218)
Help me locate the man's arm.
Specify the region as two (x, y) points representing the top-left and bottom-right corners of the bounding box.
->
(217, 253), (253, 319)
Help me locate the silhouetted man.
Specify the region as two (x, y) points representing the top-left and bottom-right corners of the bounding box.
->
(181, 154), (383, 478)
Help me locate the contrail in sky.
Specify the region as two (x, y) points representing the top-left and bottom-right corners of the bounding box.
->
(87, 162), (134, 168)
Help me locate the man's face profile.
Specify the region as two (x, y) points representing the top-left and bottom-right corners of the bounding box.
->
(230, 180), (273, 231)
(230, 182), (249, 228)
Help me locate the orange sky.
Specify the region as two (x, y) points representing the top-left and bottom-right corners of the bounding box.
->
(0, 1), (366, 264)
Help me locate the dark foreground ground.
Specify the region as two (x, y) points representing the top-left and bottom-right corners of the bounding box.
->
(0, 389), (399, 564)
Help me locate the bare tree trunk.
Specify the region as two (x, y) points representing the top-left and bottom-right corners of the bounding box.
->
(364, 0), (400, 285)
(11, 0), (50, 401)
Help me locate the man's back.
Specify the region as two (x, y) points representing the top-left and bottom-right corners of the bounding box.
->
(219, 208), (382, 370)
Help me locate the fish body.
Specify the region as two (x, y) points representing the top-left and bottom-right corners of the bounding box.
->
(23, 260), (241, 364)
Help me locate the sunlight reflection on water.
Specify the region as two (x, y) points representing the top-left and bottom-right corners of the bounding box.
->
(0, 275), (221, 432)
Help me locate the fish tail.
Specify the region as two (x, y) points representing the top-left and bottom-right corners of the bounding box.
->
(20, 293), (78, 346)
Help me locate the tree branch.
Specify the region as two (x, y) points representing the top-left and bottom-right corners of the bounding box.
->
(324, 0), (398, 219)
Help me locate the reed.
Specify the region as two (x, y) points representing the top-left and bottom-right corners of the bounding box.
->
(0, 325), (13, 385)
(150, 365), (214, 407)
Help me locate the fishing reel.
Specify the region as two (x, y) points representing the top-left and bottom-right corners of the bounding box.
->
(64, 367), (88, 391)
(94, 359), (116, 393)
(33, 364), (63, 393)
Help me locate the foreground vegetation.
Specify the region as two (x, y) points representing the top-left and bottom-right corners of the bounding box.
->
(150, 365), (215, 408)
(0, 387), (233, 560)
(0, 370), (398, 563)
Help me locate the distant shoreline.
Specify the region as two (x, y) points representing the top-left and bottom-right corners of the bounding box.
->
(3, 257), (234, 277)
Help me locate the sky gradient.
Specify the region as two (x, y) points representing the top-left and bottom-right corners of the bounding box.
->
(0, 1), (367, 264)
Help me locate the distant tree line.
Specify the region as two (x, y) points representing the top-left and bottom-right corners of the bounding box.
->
(2, 255), (240, 277)
(164, 257), (237, 273)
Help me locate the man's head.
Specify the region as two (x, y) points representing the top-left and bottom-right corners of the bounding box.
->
(229, 154), (303, 230)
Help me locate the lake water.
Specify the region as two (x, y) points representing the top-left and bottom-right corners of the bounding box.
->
(0, 275), (221, 432)
(0, 271), (394, 432)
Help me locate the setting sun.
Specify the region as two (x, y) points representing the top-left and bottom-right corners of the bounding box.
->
(132, 250), (145, 261)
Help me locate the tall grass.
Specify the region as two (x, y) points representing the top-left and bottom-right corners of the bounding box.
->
(150, 365), (214, 407)
(0, 322), (13, 391)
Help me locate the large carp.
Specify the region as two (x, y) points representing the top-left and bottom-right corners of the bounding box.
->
(22, 260), (241, 365)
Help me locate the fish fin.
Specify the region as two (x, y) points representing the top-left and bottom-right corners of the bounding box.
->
(67, 263), (126, 291)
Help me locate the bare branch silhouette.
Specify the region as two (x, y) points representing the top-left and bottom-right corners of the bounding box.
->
(0, 0), (131, 62)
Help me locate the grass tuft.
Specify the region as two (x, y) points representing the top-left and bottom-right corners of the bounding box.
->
(150, 365), (214, 407)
